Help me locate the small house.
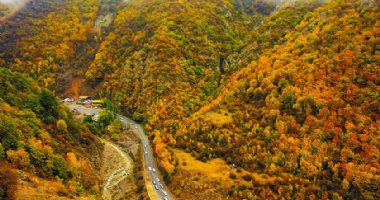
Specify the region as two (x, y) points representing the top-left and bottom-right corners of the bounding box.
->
(78, 96), (91, 100)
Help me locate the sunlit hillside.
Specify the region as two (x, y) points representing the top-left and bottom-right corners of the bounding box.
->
(0, 0), (378, 199)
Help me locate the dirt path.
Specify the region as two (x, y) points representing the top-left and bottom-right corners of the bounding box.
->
(100, 138), (133, 200)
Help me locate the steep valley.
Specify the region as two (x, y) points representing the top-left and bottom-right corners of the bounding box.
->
(0, 0), (379, 199)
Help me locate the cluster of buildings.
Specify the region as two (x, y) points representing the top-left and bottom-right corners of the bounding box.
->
(62, 96), (104, 108)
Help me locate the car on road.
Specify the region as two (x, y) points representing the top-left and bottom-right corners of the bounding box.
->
(62, 98), (74, 102)
(152, 168), (156, 172)
(145, 151), (148, 154)
(156, 178), (160, 182)
(154, 185), (159, 190)
(159, 184), (164, 189)
(83, 100), (92, 105)
(134, 125), (137, 128)
(152, 180), (156, 185)
(163, 197), (169, 200)
(144, 144), (147, 148)
(162, 191), (168, 196)
(148, 167), (152, 171)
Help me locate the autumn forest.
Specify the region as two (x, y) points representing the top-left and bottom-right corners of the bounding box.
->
(0, 0), (379, 199)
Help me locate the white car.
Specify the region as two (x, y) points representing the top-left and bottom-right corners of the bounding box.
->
(152, 168), (156, 172)
(163, 197), (169, 200)
(134, 125), (137, 128)
(63, 98), (74, 102)
(162, 191), (167, 196)
(152, 180), (156, 185)
(144, 144), (147, 148)
(154, 185), (159, 190)
(148, 167), (152, 171)
(156, 178), (160, 182)
(145, 151), (148, 155)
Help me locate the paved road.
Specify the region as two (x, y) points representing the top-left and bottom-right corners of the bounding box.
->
(68, 104), (173, 200)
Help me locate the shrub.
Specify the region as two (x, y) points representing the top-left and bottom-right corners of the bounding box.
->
(27, 146), (50, 174)
(57, 119), (68, 133)
(39, 89), (59, 122)
(106, 119), (124, 135)
(52, 155), (68, 179)
(278, 78), (289, 92)
(6, 149), (30, 169)
(83, 122), (100, 136)
(133, 113), (148, 123)
(0, 119), (20, 150)
(0, 143), (4, 160)
(242, 174), (252, 181)
(0, 162), (18, 200)
(281, 91), (297, 113)
(82, 115), (93, 123)
(111, 134), (119, 140)
(229, 173), (237, 179)
(98, 111), (114, 128)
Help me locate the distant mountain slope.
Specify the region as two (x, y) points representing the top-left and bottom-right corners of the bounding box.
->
(175, 0), (379, 199)
(0, 3), (10, 19)
(0, 0), (30, 9)
(0, 0), (99, 90)
(84, 0), (289, 124)
(224, 2), (319, 73)
(0, 67), (103, 199)
(0, 0), (124, 94)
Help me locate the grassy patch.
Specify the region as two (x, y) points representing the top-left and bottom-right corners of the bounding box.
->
(174, 149), (283, 187)
(202, 110), (233, 127)
(174, 149), (252, 187)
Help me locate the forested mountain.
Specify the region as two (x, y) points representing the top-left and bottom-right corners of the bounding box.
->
(175, 1), (379, 199)
(86, 1), (378, 199)
(0, 0), (122, 94)
(84, 0), (297, 182)
(0, 0), (378, 199)
(86, 0), (282, 127)
(0, 68), (102, 199)
(0, 3), (10, 20)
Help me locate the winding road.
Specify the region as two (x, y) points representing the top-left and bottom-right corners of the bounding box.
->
(67, 104), (173, 200)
